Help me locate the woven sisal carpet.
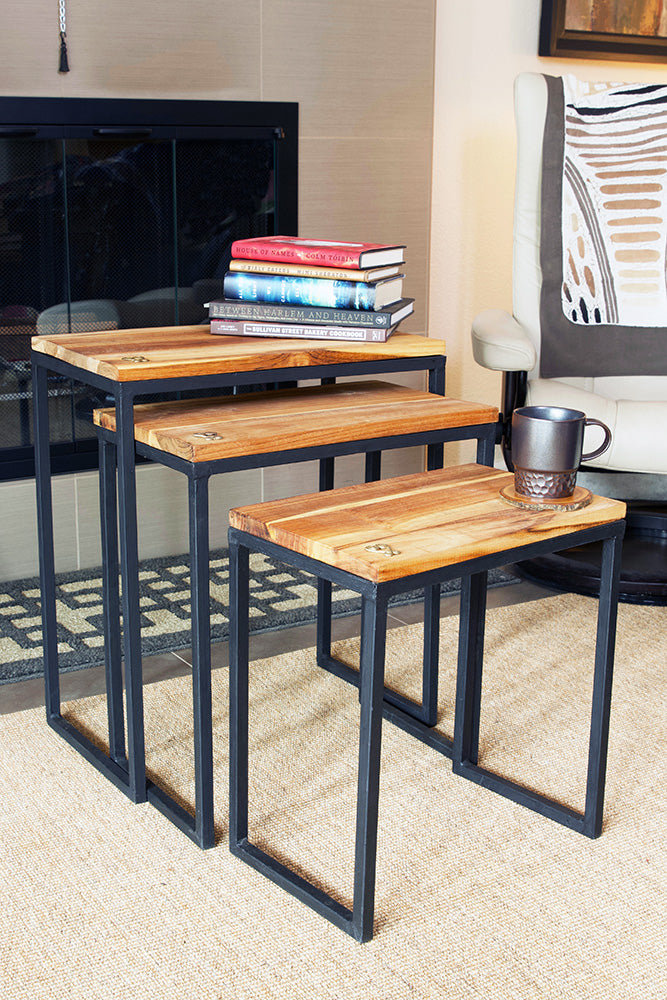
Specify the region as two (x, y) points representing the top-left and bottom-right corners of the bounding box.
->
(0, 549), (516, 684)
(0, 592), (665, 999)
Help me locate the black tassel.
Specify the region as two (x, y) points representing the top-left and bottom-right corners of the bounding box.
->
(59, 31), (70, 73)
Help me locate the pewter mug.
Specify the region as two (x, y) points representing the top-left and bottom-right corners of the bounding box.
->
(511, 405), (612, 500)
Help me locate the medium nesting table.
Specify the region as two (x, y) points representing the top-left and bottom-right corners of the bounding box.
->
(31, 325), (499, 845)
(228, 464), (626, 942)
(93, 379), (499, 846)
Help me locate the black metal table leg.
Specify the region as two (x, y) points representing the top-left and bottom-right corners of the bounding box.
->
(189, 471), (215, 847)
(316, 455), (336, 663)
(372, 583), (441, 726)
(315, 447), (381, 667)
(376, 580), (453, 757)
(453, 571), (488, 768)
(582, 531), (624, 838)
(229, 536), (250, 850)
(452, 530), (624, 837)
(230, 535), (353, 933)
(316, 424), (507, 756)
(115, 387), (146, 803)
(421, 584), (441, 726)
(144, 468), (216, 847)
(32, 360), (60, 722)
(364, 450), (381, 482)
(476, 424), (498, 467)
(33, 362), (131, 794)
(99, 433), (126, 765)
(317, 580), (451, 753)
(230, 533), (388, 942)
(351, 589), (388, 942)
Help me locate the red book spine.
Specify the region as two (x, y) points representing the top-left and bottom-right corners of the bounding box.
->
(230, 236), (402, 268)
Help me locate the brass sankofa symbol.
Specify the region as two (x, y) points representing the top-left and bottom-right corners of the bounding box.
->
(192, 430), (223, 441)
(364, 542), (401, 557)
(120, 355), (150, 363)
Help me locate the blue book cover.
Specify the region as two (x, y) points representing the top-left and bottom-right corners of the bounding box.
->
(223, 271), (403, 310)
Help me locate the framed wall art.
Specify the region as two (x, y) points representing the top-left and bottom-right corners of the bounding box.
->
(539, 0), (667, 61)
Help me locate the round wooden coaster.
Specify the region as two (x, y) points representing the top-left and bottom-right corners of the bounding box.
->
(499, 483), (593, 512)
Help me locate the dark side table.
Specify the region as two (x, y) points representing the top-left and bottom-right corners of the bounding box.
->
(228, 464), (625, 941)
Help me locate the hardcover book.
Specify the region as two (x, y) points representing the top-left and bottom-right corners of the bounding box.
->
(228, 259), (402, 283)
(230, 235), (406, 269)
(222, 271), (404, 311)
(209, 318), (400, 343)
(207, 297), (415, 330)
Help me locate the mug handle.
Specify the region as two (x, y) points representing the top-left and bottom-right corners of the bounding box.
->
(581, 418), (612, 463)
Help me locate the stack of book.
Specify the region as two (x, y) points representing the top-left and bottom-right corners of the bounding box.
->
(208, 235), (414, 342)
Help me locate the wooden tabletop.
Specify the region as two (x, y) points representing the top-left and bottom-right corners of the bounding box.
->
(230, 464), (626, 582)
(94, 381), (499, 463)
(31, 325), (446, 382)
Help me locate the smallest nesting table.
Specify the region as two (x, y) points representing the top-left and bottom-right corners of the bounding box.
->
(228, 463), (626, 942)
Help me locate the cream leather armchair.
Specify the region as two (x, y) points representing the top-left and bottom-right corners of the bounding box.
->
(472, 72), (667, 601)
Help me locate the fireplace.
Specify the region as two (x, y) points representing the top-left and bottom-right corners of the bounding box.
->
(0, 95), (298, 480)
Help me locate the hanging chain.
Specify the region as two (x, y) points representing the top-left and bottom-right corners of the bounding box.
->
(58, 0), (70, 72)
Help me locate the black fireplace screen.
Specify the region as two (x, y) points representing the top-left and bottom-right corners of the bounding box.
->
(0, 96), (298, 480)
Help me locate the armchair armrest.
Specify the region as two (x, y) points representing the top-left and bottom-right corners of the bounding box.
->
(471, 309), (537, 372)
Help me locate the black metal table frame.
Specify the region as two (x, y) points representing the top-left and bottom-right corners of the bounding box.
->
(228, 517), (624, 942)
(32, 348), (497, 848)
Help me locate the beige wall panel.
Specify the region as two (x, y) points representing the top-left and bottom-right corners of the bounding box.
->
(0, 476), (77, 581)
(133, 465), (186, 562)
(71, 471), (102, 570)
(262, 0), (435, 138)
(298, 136), (432, 333)
(261, 461), (319, 504)
(208, 468), (263, 551)
(71, 464), (191, 569)
(0, 1), (262, 100)
(74, 1), (261, 99)
(1, 3), (62, 96)
(131, 465), (263, 561)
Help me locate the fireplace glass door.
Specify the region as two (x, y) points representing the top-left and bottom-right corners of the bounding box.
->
(0, 98), (298, 479)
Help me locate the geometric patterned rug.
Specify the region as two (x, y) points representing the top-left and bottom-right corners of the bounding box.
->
(0, 548), (518, 685)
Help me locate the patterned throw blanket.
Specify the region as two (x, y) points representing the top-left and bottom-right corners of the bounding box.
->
(539, 75), (667, 378)
(560, 76), (667, 329)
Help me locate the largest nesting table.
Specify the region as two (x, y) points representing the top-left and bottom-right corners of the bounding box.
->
(30, 325), (499, 843)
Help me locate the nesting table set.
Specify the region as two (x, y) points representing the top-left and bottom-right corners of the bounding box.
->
(31, 325), (625, 943)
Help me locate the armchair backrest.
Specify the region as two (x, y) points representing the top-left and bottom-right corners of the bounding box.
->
(512, 72), (667, 403)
